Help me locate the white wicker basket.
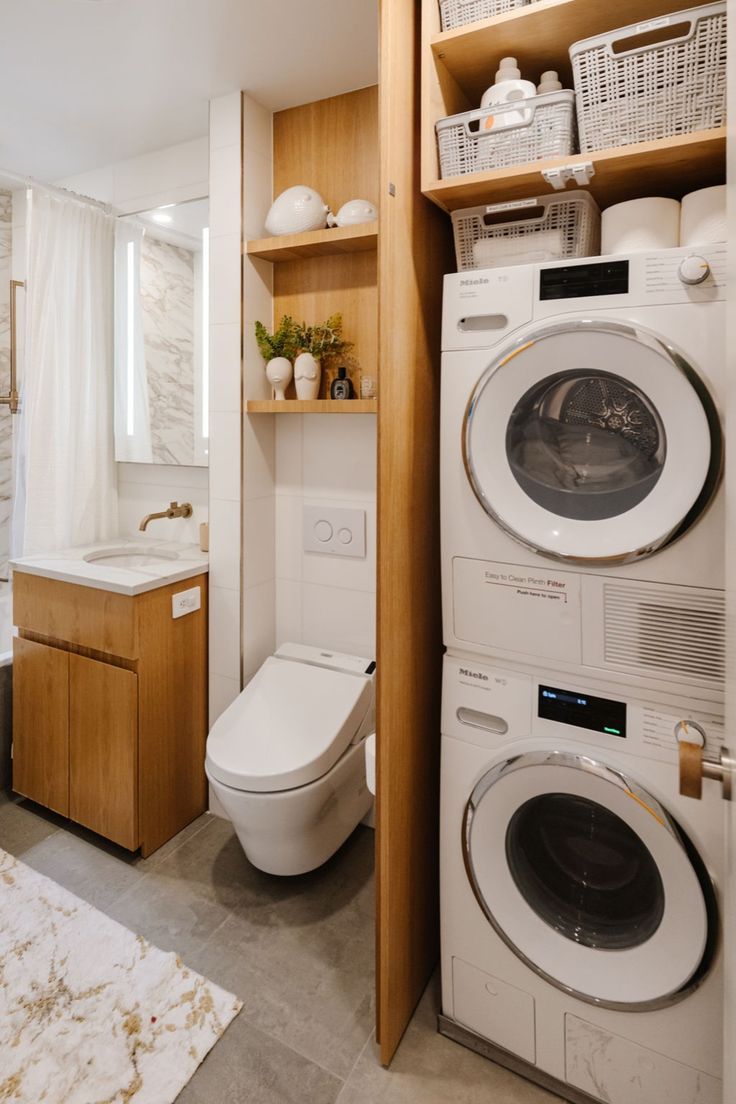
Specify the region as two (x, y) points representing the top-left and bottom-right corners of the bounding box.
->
(451, 192), (601, 272)
(439, 0), (528, 32)
(571, 2), (727, 153)
(436, 91), (576, 178)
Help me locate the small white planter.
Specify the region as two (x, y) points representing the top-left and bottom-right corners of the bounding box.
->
(265, 357), (293, 401)
(294, 352), (321, 401)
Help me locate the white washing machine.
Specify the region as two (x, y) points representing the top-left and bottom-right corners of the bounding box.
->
(439, 653), (723, 1104)
(440, 248), (725, 705)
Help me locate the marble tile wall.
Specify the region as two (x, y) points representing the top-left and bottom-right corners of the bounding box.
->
(139, 234), (196, 466)
(0, 192), (13, 578)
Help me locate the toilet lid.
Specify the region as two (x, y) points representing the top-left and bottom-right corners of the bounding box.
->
(205, 657), (372, 793)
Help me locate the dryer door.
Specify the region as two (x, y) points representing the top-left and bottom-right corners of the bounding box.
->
(464, 320), (721, 564)
(463, 750), (716, 1010)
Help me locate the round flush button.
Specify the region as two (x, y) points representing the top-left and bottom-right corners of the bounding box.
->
(314, 520), (333, 542)
(338, 527), (353, 545)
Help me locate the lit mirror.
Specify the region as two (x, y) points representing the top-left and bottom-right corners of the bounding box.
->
(114, 197), (209, 466)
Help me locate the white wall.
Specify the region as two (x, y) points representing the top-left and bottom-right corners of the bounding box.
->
(208, 93), (244, 723)
(275, 416), (376, 658)
(58, 138), (210, 541)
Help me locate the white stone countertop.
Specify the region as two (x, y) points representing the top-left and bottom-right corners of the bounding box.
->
(10, 537), (209, 596)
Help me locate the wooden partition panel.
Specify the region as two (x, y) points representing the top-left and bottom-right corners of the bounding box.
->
(376, 0), (455, 1066)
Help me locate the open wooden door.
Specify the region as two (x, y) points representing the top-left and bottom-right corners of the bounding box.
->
(376, 0), (455, 1067)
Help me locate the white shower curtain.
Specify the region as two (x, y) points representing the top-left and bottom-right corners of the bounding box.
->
(14, 189), (118, 555)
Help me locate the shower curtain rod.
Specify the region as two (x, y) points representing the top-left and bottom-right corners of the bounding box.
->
(0, 167), (114, 213)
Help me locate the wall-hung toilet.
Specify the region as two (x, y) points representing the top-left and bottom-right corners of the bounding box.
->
(205, 643), (375, 876)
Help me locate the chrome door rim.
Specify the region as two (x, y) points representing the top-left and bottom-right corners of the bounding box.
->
(462, 749), (718, 1011)
(462, 319), (723, 566)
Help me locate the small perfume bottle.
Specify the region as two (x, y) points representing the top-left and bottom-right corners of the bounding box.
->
(330, 366), (354, 400)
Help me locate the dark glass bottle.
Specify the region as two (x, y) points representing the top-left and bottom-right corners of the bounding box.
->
(330, 366), (354, 400)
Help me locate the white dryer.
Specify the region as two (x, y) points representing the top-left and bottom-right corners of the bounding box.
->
(440, 248), (725, 704)
(440, 654), (723, 1104)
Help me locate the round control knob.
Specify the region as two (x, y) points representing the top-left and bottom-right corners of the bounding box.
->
(678, 255), (711, 286)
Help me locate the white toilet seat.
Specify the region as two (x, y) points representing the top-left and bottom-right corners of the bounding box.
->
(205, 652), (373, 794)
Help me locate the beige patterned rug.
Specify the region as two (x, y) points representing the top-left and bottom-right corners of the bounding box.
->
(0, 847), (241, 1103)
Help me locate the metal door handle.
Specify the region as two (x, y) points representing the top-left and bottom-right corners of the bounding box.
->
(676, 720), (734, 801)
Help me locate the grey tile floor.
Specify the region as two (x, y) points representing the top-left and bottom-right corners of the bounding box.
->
(0, 794), (560, 1103)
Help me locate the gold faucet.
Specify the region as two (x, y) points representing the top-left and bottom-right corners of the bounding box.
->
(139, 501), (193, 532)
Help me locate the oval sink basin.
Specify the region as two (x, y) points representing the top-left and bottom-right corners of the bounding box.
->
(84, 546), (180, 568)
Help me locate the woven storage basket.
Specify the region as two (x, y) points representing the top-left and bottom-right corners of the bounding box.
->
(571, 2), (727, 153)
(451, 192), (601, 271)
(439, 0), (528, 32)
(436, 91), (576, 178)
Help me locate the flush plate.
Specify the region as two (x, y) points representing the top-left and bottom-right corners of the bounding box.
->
(303, 505), (366, 558)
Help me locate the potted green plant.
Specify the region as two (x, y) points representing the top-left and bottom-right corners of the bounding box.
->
(294, 314), (352, 400)
(255, 316), (299, 400)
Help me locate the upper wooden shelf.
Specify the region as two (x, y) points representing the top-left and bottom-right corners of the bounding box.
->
(423, 129), (726, 213)
(246, 222), (378, 263)
(431, 0), (714, 104)
(246, 399), (377, 414)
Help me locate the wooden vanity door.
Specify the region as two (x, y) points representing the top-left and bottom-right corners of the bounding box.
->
(69, 654), (139, 850)
(13, 637), (70, 816)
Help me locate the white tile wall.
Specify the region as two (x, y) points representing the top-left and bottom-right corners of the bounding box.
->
(241, 94), (277, 687)
(117, 463), (208, 543)
(208, 91), (243, 725)
(273, 415), (377, 657)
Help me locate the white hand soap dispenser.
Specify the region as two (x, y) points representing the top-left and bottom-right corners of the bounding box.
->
(480, 57), (536, 109)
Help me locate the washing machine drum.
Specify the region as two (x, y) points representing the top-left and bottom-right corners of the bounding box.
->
(464, 751), (717, 1009)
(464, 320), (721, 564)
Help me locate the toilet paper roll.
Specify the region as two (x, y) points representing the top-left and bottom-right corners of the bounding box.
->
(680, 186), (726, 247)
(601, 197), (681, 255)
(679, 740), (703, 800)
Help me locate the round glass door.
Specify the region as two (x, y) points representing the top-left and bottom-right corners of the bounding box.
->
(463, 751), (716, 1009)
(464, 321), (721, 564)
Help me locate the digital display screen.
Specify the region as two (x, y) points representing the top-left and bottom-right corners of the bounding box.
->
(538, 684), (627, 738)
(539, 259), (629, 300)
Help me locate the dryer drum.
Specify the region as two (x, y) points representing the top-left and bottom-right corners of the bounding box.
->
(505, 369), (666, 521)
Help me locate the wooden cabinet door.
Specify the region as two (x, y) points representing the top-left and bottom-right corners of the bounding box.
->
(13, 637), (70, 816)
(69, 654), (138, 850)
(376, 0), (455, 1067)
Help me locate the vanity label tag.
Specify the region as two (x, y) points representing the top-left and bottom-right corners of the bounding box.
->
(172, 586), (201, 619)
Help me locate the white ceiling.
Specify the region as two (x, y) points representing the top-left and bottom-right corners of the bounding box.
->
(0, 0), (378, 181)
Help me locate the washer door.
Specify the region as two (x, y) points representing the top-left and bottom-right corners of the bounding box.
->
(463, 751), (716, 1010)
(463, 321), (721, 564)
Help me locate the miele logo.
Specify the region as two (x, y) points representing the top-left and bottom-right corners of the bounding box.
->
(459, 668), (488, 681)
(459, 277), (489, 287)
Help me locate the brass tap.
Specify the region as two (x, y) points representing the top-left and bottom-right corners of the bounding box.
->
(139, 501), (193, 532)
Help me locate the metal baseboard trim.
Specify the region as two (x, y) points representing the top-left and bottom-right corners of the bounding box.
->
(437, 1014), (600, 1104)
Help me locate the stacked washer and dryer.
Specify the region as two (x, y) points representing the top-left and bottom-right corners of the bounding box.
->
(438, 247), (726, 1104)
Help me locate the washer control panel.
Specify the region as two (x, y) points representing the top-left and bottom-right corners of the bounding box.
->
(442, 654), (724, 765)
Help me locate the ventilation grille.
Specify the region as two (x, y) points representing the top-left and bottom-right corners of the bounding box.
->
(603, 583), (725, 688)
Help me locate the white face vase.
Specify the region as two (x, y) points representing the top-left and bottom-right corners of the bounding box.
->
(265, 356), (293, 401)
(294, 352), (321, 401)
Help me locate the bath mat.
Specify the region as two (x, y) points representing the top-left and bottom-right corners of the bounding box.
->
(0, 846), (241, 1103)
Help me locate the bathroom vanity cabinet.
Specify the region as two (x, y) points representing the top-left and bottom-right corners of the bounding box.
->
(12, 571), (208, 856)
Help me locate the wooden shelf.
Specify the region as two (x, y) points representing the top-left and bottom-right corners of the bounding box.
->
(246, 399), (377, 414)
(246, 222), (378, 263)
(423, 129), (726, 212)
(431, 0), (714, 104)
